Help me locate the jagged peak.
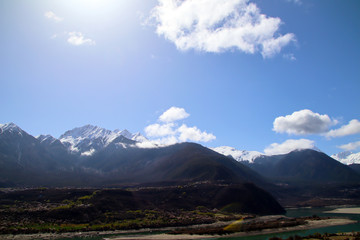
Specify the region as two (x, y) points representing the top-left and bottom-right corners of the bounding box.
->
(60, 124), (111, 139)
(0, 122), (24, 135)
(36, 134), (58, 144)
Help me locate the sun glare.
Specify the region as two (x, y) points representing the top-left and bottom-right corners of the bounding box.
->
(60, 0), (127, 15)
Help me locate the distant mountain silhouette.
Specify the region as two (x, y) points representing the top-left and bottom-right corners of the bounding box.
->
(246, 149), (360, 184)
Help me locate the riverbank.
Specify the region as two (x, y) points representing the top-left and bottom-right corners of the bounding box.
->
(113, 218), (356, 240)
(0, 216), (356, 240)
(105, 217), (356, 240)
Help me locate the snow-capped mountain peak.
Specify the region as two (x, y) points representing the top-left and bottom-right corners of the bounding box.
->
(0, 122), (24, 136)
(59, 125), (148, 155)
(60, 125), (111, 140)
(36, 134), (58, 145)
(211, 146), (263, 163)
(331, 151), (360, 165)
(116, 129), (132, 139)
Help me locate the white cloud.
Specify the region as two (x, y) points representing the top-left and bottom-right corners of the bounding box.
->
(326, 119), (360, 138)
(44, 11), (63, 22)
(264, 139), (315, 155)
(159, 107), (190, 122)
(80, 148), (95, 156)
(273, 109), (337, 135)
(178, 124), (216, 142)
(337, 140), (360, 151)
(67, 32), (96, 46)
(154, 136), (179, 145)
(135, 141), (158, 149)
(150, 0), (295, 58)
(143, 107), (215, 145)
(144, 123), (175, 137)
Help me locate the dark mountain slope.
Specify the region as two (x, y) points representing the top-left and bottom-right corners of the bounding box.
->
(83, 142), (266, 186)
(248, 149), (360, 184)
(0, 124), (66, 186)
(349, 164), (360, 174)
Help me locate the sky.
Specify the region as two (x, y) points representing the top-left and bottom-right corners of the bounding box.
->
(1, 0), (359, 156)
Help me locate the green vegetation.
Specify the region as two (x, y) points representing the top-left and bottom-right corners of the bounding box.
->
(170, 216), (307, 235)
(0, 185), (283, 235)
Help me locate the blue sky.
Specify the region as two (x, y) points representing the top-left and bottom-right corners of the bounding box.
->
(1, 0), (359, 156)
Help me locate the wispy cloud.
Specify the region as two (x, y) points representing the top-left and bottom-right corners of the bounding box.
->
(286, 0), (302, 5)
(283, 53), (296, 61)
(67, 32), (96, 46)
(264, 139), (315, 155)
(150, 0), (295, 58)
(273, 109), (338, 135)
(144, 107), (215, 145)
(326, 119), (360, 138)
(44, 11), (63, 22)
(337, 140), (360, 151)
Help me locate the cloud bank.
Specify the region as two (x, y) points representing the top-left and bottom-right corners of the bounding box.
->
(150, 0), (295, 58)
(273, 109), (337, 135)
(264, 139), (315, 155)
(144, 107), (215, 145)
(145, 123), (175, 137)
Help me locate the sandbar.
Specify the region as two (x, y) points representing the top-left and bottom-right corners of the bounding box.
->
(324, 207), (360, 214)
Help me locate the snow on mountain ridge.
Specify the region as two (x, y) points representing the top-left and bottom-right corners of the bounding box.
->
(0, 122), (23, 133)
(211, 146), (263, 163)
(59, 124), (148, 154)
(331, 151), (360, 165)
(36, 134), (58, 145)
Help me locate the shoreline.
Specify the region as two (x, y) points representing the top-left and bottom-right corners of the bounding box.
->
(324, 207), (360, 214)
(105, 218), (357, 240)
(1, 217), (355, 240)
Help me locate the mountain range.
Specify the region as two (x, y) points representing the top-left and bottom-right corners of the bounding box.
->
(1, 122), (360, 208)
(0, 123), (267, 187)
